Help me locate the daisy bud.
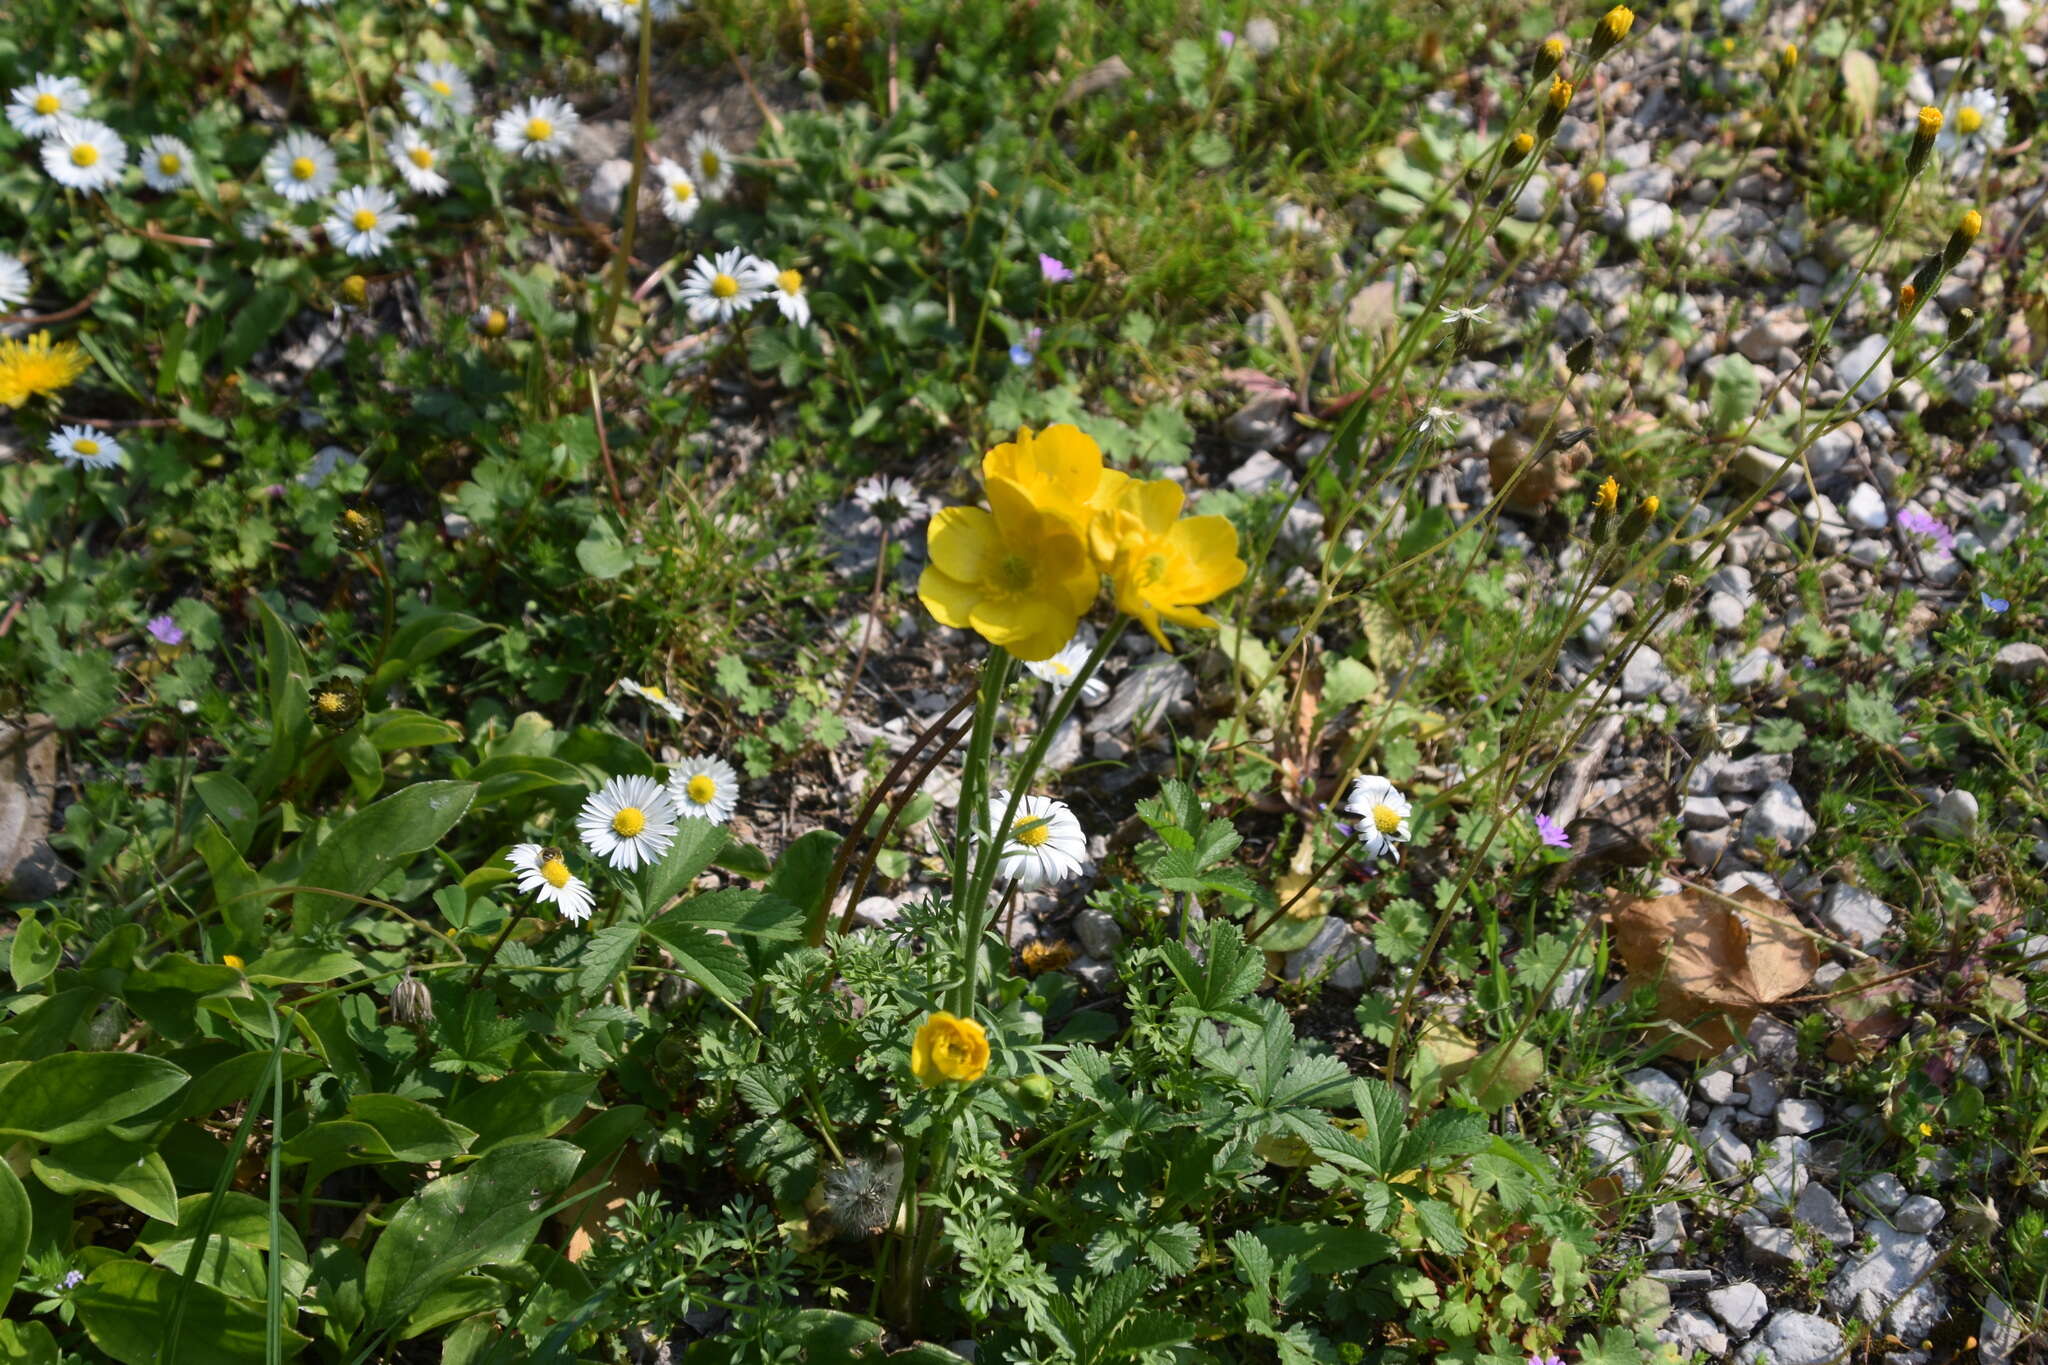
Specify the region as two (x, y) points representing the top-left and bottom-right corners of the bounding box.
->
(1662, 574), (1692, 612)
(1942, 208), (1981, 269)
(340, 274), (368, 309)
(1567, 334), (1595, 374)
(1618, 492), (1659, 544)
(1590, 4), (1633, 59)
(1908, 106), (1941, 173)
(1505, 130), (1536, 166)
(1534, 36), (1567, 79)
(390, 973), (433, 1024)
(308, 675), (365, 731)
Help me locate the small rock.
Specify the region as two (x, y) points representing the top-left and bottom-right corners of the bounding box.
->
(1226, 450), (1296, 496)
(1065, 955), (1116, 993)
(1825, 1224), (1943, 1336)
(1749, 1012), (1800, 1072)
(1818, 883), (1893, 949)
(1992, 642), (2048, 681)
(1684, 795), (1732, 831)
(1073, 907), (1123, 959)
(1, 716), (70, 900)
(1746, 1072), (1781, 1116)
(1776, 1098), (1826, 1135)
(1224, 392), (1294, 451)
(1717, 751), (1793, 794)
(1697, 1069), (1739, 1105)
(1836, 334), (1894, 404)
(1703, 1123), (1753, 1181)
(1282, 917), (1378, 993)
(1709, 1282), (1771, 1337)
(1740, 781), (1816, 854)
(1585, 1117), (1640, 1186)
(1707, 591), (1749, 632)
(1855, 1172), (1909, 1214)
(1626, 1068), (1690, 1130)
(1845, 482), (1888, 530)
(1743, 1225), (1806, 1269)
(1729, 647), (1785, 692)
(1913, 788), (1979, 840)
(1090, 659), (1194, 739)
(1752, 1136), (1811, 1210)
(1662, 1308), (1727, 1359)
(851, 895), (902, 930)
(1738, 1311), (1843, 1365)
(1625, 200), (1677, 245)
(583, 158), (635, 222)
(1648, 1204), (1687, 1255)
(1794, 1183), (1857, 1245)
(1979, 1293), (2024, 1365)
(1621, 647), (1674, 701)
(1893, 1194), (1945, 1233)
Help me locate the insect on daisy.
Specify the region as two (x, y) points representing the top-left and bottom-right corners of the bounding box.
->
(263, 130), (339, 204)
(42, 118), (127, 194)
(471, 303), (516, 338)
(762, 263), (811, 326)
(139, 134), (193, 191)
(850, 475), (928, 537)
(1024, 631), (1112, 707)
(577, 774), (679, 873)
(667, 754), (740, 825)
(685, 131), (734, 198)
(0, 257), (30, 313)
(987, 792), (1088, 889)
(506, 843), (596, 925)
(7, 74), (88, 138)
(47, 424), (122, 470)
(400, 60), (476, 128)
(1343, 775), (1413, 862)
(0, 332), (92, 409)
(651, 158), (700, 224)
(616, 677), (686, 722)
(493, 96), (579, 161)
(680, 247), (768, 325)
(326, 185), (411, 258)
(389, 127), (450, 195)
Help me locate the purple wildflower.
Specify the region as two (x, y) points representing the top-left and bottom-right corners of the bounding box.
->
(1218, 28), (1237, 48)
(1534, 813), (1571, 849)
(1896, 505), (1955, 560)
(146, 614), (184, 646)
(61, 1269), (84, 1290)
(1038, 253), (1074, 284)
(1530, 1354), (1565, 1365)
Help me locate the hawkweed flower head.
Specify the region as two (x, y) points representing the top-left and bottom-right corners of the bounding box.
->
(667, 753), (740, 825)
(1943, 209), (1982, 270)
(141, 134), (193, 192)
(1547, 76), (1573, 113)
(0, 256), (30, 312)
(686, 132), (734, 198)
(507, 842), (596, 924)
(1534, 36), (1567, 78)
(308, 675), (365, 730)
(390, 972), (434, 1023)
(1775, 43), (1798, 86)
(334, 499), (384, 549)
(1592, 475), (1621, 517)
(852, 474), (928, 537)
(1618, 492), (1660, 544)
(986, 791), (1088, 889)
(42, 118), (127, 193)
(1589, 4), (1633, 59)
(0, 332), (92, 408)
(1505, 130), (1535, 165)
(1896, 281), (1918, 319)
(651, 158), (700, 225)
(1343, 775), (1413, 863)
(48, 424), (122, 469)
(910, 1011), (990, 1086)
(1908, 106), (1942, 173)
(1581, 169), (1607, 203)
(7, 74), (89, 138)
(577, 774), (680, 873)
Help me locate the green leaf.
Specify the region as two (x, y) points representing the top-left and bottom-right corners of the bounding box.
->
(291, 780), (478, 931)
(660, 887), (804, 940)
(362, 1138), (580, 1330)
(366, 611), (490, 693)
(0, 1159), (27, 1317)
(466, 753), (588, 806)
(1411, 1197), (1468, 1255)
(32, 1141), (180, 1222)
(1159, 919), (1264, 1017)
(445, 1073), (594, 1153)
(367, 709), (464, 752)
(246, 596), (312, 799)
(139, 1192), (309, 1262)
(634, 816), (727, 915)
(575, 520), (634, 580)
(7, 910), (58, 990)
(192, 772), (260, 852)
(220, 285), (296, 371)
(195, 818), (263, 945)
(575, 924), (641, 998)
(0, 1318), (58, 1365)
(640, 920), (753, 1002)
(243, 948), (362, 984)
(1707, 354), (1761, 433)
(75, 1259), (308, 1365)
(0, 1053), (189, 1143)
(768, 828), (842, 942)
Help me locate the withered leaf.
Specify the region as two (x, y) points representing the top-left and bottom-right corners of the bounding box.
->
(1611, 885), (1819, 1060)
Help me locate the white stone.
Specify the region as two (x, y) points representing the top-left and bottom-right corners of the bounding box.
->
(1625, 1067), (1689, 1129)
(1893, 1194), (1945, 1233)
(1845, 482), (1888, 530)
(1794, 1183), (1856, 1244)
(1741, 781), (1815, 853)
(1818, 883), (1891, 948)
(1738, 1311), (1843, 1365)
(1776, 1097), (1826, 1134)
(1836, 334), (1894, 404)
(1282, 917), (1377, 993)
(1709, 1282), (1770, 1337)
(1625, 199), (1677, 244)
(1073, 907), (1123, 959)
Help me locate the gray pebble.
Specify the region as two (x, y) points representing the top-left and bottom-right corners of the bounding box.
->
(1893, 1194), (1945, 1233)
(1777, 1097), (1826, 1134)
(1743, 1225), (1806, 1269)
(1708, 1281), (1770, 1337)
(1794, 1183), (1857, 1245)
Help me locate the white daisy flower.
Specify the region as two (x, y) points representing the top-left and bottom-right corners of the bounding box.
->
(617, 677), (686, 722)
(48, 424), (123, 470)
(850, 475), (928, 537)
(763, 263), (810, 326)
(506, 842), (596, 924)
(1438, 303), (1488, 326)
(1023, 631), (1111, 707)
(325, 185), (410, 258)
(471, 303), (516, 337)
(139, 134), (193, 191)
(399, 60), (475, 129)
(1413, 405), (1457, 442)
(42, 118), (127, 193)
(680, 247), (768, 325)
(492, 96), (579, 161)
(685, 131), (734, 198)
(390, 126), (450, 195)
(263, 130), (339, 203)
(1936, 86), (2007, 158)
(7, 74), (88, 139)
(577, 774), (679, 873)
(986, 791), (1088, 890)
(651, 158), (700, 224)
(595, 0), (675, 30)
(667, 754), (740, 825)
(1343, 774), (1413, 863)
(0, 257), (30, 312)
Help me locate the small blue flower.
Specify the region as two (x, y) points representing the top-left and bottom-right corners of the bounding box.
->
(1008, 325), (1043, 369)
(61, 1269), (84, 1290)
(1980, 592), (2008, 614)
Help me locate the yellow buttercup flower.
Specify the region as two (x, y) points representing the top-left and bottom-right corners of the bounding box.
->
(0, 332), (92, 409)
(910, 1011), (990, 1086)
(919, 475), (1100, 661)
(1090, 478), (1247, 650)
(979, 424), (1130, 564)
(223, 954), (245, 970)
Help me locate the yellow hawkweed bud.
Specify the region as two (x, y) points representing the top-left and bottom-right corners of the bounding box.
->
(1583, 169), (1607, 201)
(223, 954), (245, 970)
(1897, 282), (1917, 318)
(1590, 4), (1634, 58)
(1505, 130), (1536, 165)
(1908, 106), (1941, 173)
(1618, 492), (1659, 543)
(1593, 476), (1620, 513)
(1549, 76), (1574, 112)
(1780, 43), (1798, 70)
(1943, 209), (1983, 270)
(1535, 36), (1567, 78)
(1957, 209), (1982, 243)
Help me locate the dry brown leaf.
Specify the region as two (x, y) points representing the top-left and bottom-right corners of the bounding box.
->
(1611, 885), (1819, 1060)
(1821, 964), (1909, 1063)
(556, 1140), (661, 1263)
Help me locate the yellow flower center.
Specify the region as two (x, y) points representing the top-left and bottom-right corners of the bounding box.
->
(643, 683), (666, 700)
(408, 146), (434, 168)
(34, 93), (59, 115)
(316, 691), (347, 713)
(1051, 661), (1072, 677)
(776, 268), (802, 296)
(995, 553), (1034, 591)
(74, 437), (100, 455)
(484, 309), (508, 336)
(524, 117), (553, 143)
(540, 857), (572, 888)
(70, 143), (99, 167)
(1957, 106), (1983, 134)
(430, 79), (453, 96)
(158, 152), (182, 174)
(224, 954), (245, 969)
(1138, 552), (1170, 587)
(700, 151), (720, 176)
(344, 508), (370, 529)
(290, 155), (316, 180)
(1371, 803), (1403, 835)
(611, 806), (646, 837)
(710, 272), (739, 299)
(351, 208), (378, 231)
(685, 774), (718, 805)
(1014, 817), (1052, 848)
(671, 179), (693, 201)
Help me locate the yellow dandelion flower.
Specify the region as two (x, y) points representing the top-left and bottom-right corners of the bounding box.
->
(0, 331), (92, 409)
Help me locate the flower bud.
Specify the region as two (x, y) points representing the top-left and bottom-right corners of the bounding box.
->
(308, 674), (365, 731)
(1946, 306), (1977, 343)
(1548, 76), (1574, 112)
(334, 499), (384, 550)
(340, 274), (368, 309)
(1504, 130), (1536, 166)
(1580, 170), (1607, 206)
(1908, 106), (1941, 173)
(1011, 1073), (1057, 1111)
(1590, 4), (1634, 59)
(390, 973), (433, 1024)
(1534, 36), (1567, 79)
(1896, 282), (1917, 319)
(1942, 209), (1982, 269)
(1618, 492), (1659, 544)
(1567, 334), (1595, 374)
(1662, 574), (1692, 612)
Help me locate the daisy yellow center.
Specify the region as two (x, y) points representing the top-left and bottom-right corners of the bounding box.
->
(776, 268), (802, 296)
(1371, 803), (1402, 835)
(34, 93), (60, 115)
(671, 180), (693, 201)
(1957, 106), (1983, 134)
(316, 691), (347, 714)
(1051, 661), (1072, 676)
(540, 857), (572, 888)
(611, 806), (646, 837)
(430, 79), (453, 95)
(710, 272), (739, 299)
(1014, 818), (1052, 848)
(484, 309), (508, 336)
(344, 509), (370, 529)
(643, 684), (666, 700)
(158, 152), (181, 173)
(700, 151), (720, 175)
(686, 774), (718, 805)
(74, 437), (100, 455)
(408, 146), (434, 168)
(71, 143), (99, 167)
(524, 117), (554, 143)
(351, 208), (378, 231)
(290, 155), (317, 180)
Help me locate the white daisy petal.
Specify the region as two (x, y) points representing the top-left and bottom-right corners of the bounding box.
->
(651, 157), (700, 225)
(986, 791), (1089, 889)
(400, 61), (475, 128)
(679, 246), (770, 326)
(667, 754), (740, 826)
(47, 424), (124, 470)
(1342, 775), (1413, 864)
(263, 130), (339, 203)
(390, 126), (451, 195)
(325, 185), (411, 258)
(686, 131), (735, 198)
(140, 134), (193, 192)
(851, 475), (930, 538)
(616, 677), (686, 722)
(7, 74), (89, 139)
(492, 95), (579, 161)
(507, 842), (596, 924)
(42, 118), (127, 193)
(0, 257), (31, 312)
(577, 774), (680, 872)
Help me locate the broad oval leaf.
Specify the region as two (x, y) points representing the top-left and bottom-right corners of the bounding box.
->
(290, 780), (479, 932)
(0, 1053), (190, 1143)
(75, 1259), (309, 1364)
(0, 1159), (27, 1317)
